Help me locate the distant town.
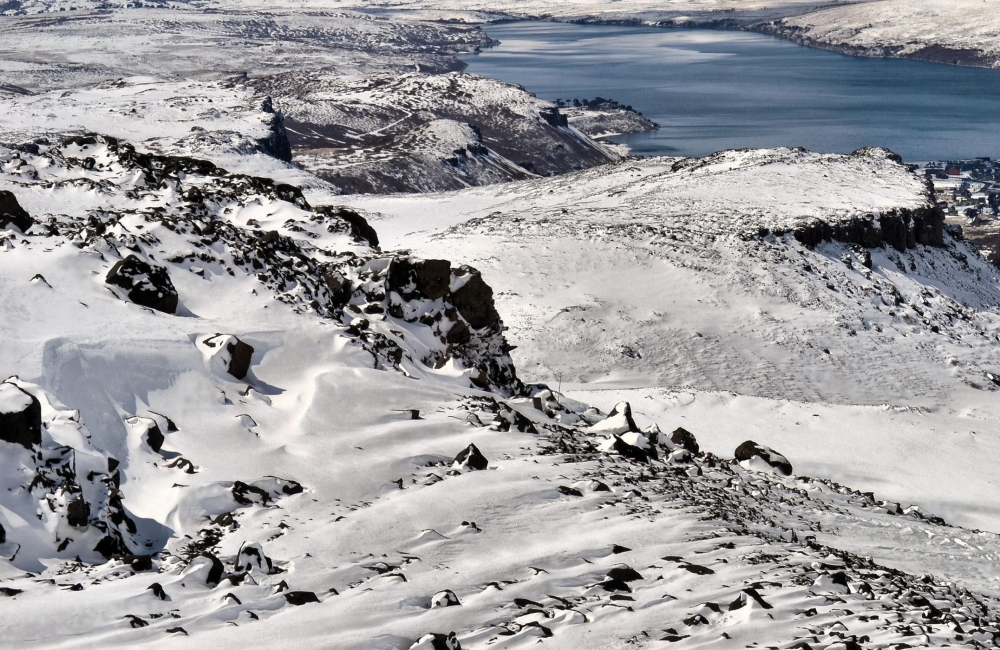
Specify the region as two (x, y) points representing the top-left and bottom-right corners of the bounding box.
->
(917, 158), (1000, 265)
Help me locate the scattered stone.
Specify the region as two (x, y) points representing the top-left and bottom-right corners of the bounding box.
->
(105, 255), (179, 314)
(124, 615), (148, 628)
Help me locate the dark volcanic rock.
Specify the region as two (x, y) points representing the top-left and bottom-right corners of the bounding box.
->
(607, 566), (643, 583)
(0, 190), (32, 233)
(105, 255), (179, 314)
(388, 258), (452, 301)
(453, 443), (488, 471)
(284, 590), (320, 605)
(451, 272), (499, 330)
(205, 335), (255, 380)
(670, 427), (700, 455)
(734, 440), (793, 475)
(145, 421), (164, 453)
(0, 382), (42, 449)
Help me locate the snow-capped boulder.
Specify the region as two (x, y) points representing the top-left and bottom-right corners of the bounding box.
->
(202, 335), (255, 380)
(184, 553), (225, 587)
(410, 633), (462, 650)
(430, 589), (461, 608)
(734, 440), (793, 475)
(0, 380), (42, 449)
(590, 402), (640, 436)
(125, 416), (164, 454)
(0, 190), (32, 233)
(105, 255), (179, 314)
(670, 427), (700, 455)
(453, 443), (488, 471)
(601, 435), (651, 463)
(235, 542), (274, 575)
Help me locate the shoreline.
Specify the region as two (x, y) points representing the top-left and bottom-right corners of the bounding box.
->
(470, 12), (1000, 71)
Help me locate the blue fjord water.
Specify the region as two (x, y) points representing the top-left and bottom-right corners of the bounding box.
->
(460, 21), (1000, 161)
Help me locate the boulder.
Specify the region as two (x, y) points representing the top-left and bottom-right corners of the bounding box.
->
(430, 589), (461, 608)
(0, 190), (32, 233)
(590, 402), (639, 435)
(734, 440), (792, 475)
(453, 443), (488, 471)
(105, 255), (179, 314)
(670, 427), (700, 455)
(184, 552), (225, 587)
(283, 591), (320, 605)
(607, 566), (643, 583)
(0, 382), (42, 449)
(203, 335), (255, 380)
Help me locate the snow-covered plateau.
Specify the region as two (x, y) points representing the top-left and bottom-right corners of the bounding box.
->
(2, 2), (1000, 649)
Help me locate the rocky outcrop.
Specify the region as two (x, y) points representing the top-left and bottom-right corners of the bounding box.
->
(106, 255), (179, 314)
(0, 190), (32, 233)
(258, 96), (293, 163)
(788, 149), (944, 252)
(0, 381), (41, 449)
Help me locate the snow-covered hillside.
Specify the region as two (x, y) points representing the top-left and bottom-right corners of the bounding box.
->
(5, 131), (1000, 649)
(346, 147), (1000, 532)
